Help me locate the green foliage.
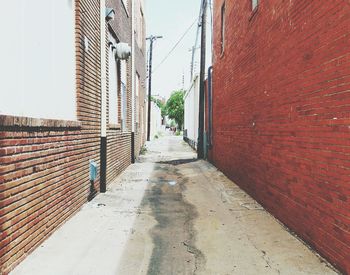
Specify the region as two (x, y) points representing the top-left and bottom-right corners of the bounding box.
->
(140, 146), (147, 155)
(151, 96), (167, 118)
(166, 90), (184, 130)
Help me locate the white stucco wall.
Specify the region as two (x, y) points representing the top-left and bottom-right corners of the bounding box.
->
(150, 102), (162, 139)
(0, 0), (76, 120)
(184, 75), (199, 143)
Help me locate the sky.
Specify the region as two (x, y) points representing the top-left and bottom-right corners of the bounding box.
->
(145, 0), (202, 99)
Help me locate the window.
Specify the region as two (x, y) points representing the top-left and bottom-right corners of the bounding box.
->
(120, 60), (128, 131)
(122, 0), (128, 11)
(220, 2), (226, 55)
(252, 0), (259, 10)
(136, 73), (140, 123)
(0, 0), (76, 121)
(108, 33), (119, 125)
(137, 8), (144, 48)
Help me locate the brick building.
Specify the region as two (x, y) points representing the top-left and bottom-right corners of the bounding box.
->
(0, 0), (146, 273)
(211, 0), (350, 273)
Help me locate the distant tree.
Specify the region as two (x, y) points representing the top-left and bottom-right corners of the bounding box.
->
(166, 90), (184, 130)
(151, 96), (167, 119)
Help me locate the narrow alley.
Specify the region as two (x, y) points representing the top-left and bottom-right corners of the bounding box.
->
(11, 135), (337, 275)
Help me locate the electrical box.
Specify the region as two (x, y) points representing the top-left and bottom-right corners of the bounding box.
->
(89, 160), (98, 181)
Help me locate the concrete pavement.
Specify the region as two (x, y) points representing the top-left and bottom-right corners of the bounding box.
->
(11, 135), (339, 275)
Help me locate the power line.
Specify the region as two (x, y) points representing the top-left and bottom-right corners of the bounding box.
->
(191, 0), (206, 80)
(152, 17), (198, 74)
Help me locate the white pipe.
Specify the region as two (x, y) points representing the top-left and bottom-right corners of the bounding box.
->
(131, 0), (136, 132)
(100, 0), (107, 137)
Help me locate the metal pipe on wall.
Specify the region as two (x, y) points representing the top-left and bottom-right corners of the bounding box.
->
(207, 66), (213, 149)
(100, 0), (107, 192)
(197, 0), (207, 159)
(131, 0), (136, 163)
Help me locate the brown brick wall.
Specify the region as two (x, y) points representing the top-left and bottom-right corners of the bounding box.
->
(0, 0), (101, 272)
(0, 0), (146, 273)
(105, 0), (147, 158)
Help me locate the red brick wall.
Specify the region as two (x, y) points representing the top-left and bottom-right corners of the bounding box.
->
(212, 0), (350, 273)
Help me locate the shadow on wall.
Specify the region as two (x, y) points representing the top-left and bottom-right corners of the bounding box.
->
(87, 160), (98, 202)
(88, 180), (97, 202)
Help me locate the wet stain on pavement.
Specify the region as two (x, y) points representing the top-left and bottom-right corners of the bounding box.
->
(145, 162), (206, 275)
(156, 158), (198, 166)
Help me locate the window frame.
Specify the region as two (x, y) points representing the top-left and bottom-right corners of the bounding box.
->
(120, 60), (128, 132)
(136, 72), (140, 124)
(137, 8), (144, 49)
(108, 32), (120, 128)
(121, 0), (129, 15)
(252, 0), (259, 11)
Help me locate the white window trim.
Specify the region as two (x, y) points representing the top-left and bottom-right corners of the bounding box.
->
(108, 33), (119, 126)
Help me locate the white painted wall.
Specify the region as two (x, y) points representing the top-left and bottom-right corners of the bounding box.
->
(184, 75), (199, 143)
(150, 102), (162, 139)
(0, 0), (76, 120)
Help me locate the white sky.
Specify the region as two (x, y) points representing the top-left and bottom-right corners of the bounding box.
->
(145, 0), (202, 99)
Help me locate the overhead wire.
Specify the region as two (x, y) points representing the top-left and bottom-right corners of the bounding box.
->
(152, 16), (198, 74)
(190, 0), (207, 79)
(144, 1), (207, 83)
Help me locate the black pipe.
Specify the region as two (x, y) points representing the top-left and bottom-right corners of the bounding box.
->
(100, 137), (107, 193)
(131, 132), (135, 163)
(208, 66), (213, 149)
(197, 0), (207, 159)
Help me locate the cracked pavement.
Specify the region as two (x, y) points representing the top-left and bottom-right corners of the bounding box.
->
(11, 134), (339, 275)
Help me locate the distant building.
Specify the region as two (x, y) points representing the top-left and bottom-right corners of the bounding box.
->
(184, 75), (200, 149)
(0, 0), (146, 273)
(211, 0), (350, 273)
(150, 102), (163, 139)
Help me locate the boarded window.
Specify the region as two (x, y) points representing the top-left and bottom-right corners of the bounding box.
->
(137, 8), (144, 48)
(108, 33), (119, 125)
(0, 0), (76, 120)
(122, 0), (128, 11)
(136, 73), (140, 123)
(120, 60), (128, 131)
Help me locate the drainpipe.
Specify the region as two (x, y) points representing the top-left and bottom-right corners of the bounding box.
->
(131, 0), (136, 163)
(197, 0), (207, 159)
(208, 66), (213, 149)
(100, 0), (107, 193)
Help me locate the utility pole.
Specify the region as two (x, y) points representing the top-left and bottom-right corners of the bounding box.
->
(146, 35), (162, 141)
(189, 46), (200, 81)
(197, 0), (207, 159)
